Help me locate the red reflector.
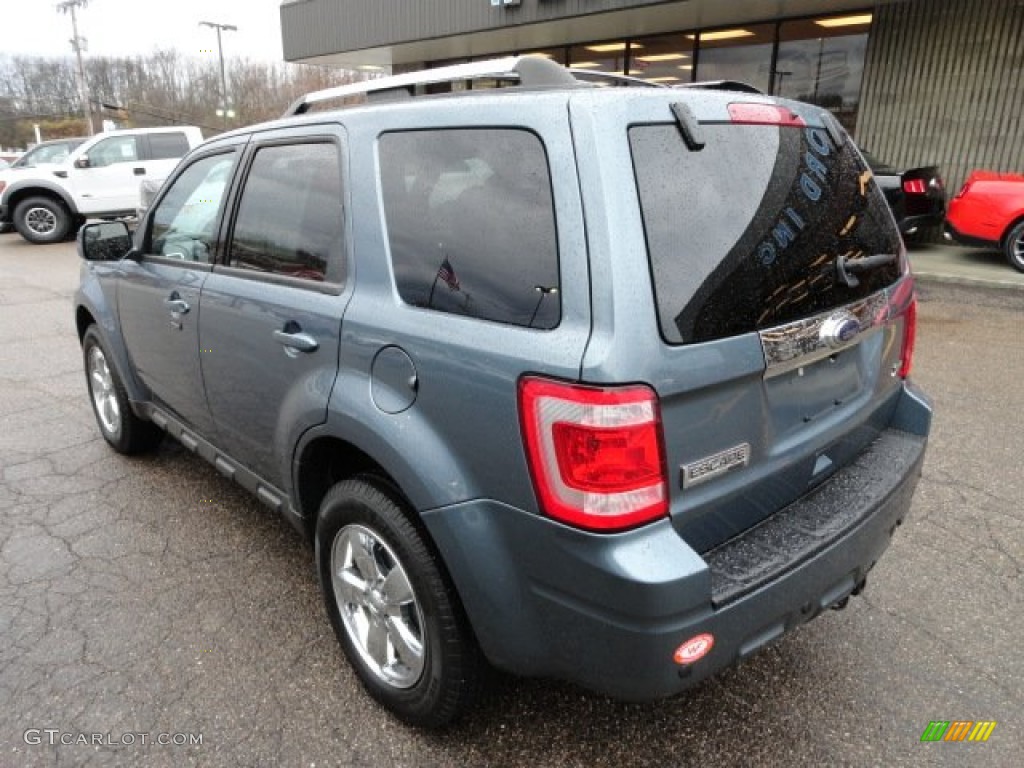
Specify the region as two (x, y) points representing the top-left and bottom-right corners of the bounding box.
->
(518, 377), (668, 532)
(674, 633), (715, 665)
(728, 102), (806, 127)
(902, 178), (927, 195)
(899, 297), (917, 378)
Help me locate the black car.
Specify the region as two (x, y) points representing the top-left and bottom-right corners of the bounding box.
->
(862, 150), (945, 238)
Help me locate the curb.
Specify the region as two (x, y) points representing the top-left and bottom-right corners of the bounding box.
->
(912, 271), (1024, 292)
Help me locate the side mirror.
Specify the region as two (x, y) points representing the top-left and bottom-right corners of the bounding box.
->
(74, 155), (91, 169)
(78, 221), (133, 262)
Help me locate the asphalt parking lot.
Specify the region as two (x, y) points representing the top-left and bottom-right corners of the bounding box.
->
(0, 233), (1021, 767)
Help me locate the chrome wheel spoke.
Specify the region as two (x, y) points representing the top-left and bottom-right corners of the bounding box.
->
(351, 533), (381, 583)
(91, 369), (107, 394)
(336, 567), (367, 607)
(366, 616), (389, 666)
(381, 567), (413, 610)
(386, 616), (424, 674)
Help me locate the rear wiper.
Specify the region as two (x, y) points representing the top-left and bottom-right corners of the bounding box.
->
(836, 252), (897, 288)
(670, 102), (705, 152)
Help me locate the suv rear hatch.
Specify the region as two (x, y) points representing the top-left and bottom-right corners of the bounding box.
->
(587, 92), (915, 555)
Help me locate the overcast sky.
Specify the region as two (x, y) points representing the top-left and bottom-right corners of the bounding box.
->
(1, 0), (287, 62)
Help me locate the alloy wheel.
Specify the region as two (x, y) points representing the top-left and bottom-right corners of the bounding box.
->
(331, 524), (426, 689)
(88, 345), (121, 436)
(25, 206), (58, 237)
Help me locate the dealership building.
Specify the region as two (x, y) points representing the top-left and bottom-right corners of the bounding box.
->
(281, 0), (1023, 193)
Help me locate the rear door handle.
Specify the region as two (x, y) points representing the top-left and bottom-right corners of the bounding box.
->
(273, 330), (319, 353)
(165, 296), (190, 314)
(134, 167), (146, 176)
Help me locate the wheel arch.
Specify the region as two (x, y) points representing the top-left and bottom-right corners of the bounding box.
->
(1001, 212), (1024, 246)
(75, 305), (97, 344)
(293, 435), (408, 541)
(4, 180), (78, 217)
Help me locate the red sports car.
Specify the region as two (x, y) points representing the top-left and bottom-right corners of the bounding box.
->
(945, 170), (1024, 272)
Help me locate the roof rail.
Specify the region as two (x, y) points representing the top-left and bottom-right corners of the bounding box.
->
(568, 69), (666, 88)
(676, 80), (764, 94)
(283, 56), (580, 117)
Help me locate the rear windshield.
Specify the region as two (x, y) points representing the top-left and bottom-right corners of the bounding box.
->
(630, 121), (901, 345)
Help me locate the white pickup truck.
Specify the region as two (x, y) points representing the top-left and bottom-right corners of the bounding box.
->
(0, 126), (203, 244)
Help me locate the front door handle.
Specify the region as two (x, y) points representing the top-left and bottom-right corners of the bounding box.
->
(273, 329), (319, 353)
(165, 296), (190, 314)
(134, 167), (146, 176)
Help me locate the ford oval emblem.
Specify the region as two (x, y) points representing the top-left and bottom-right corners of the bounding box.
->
(820, 311), (862, 349)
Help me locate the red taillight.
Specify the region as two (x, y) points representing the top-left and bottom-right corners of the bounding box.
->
(899, 297), (917, 379)
(902, 178), (927, 195)
(887, 276), (917, 379)
(0, 181), (6, 194)
(728, 102), (806, 127)
(518, 377), (668, 532)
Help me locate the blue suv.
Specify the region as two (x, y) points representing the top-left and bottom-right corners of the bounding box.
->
(75, 58), (932, 727)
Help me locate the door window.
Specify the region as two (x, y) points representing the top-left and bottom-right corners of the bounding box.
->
(227, 142), (345, 284)
(148, 152), (237, 263)
(86, 136), (139, 167)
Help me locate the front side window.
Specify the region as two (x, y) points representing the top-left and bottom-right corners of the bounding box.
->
(227, 142), (344, 284)
(379, 129), (560, 329)
(149, 152), (236, 263)
(86, 136), (138, 168)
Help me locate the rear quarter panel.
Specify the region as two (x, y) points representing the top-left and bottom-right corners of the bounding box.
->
(949, 176), (1024, 241)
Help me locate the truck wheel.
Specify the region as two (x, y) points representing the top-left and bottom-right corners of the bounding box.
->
(82, 326), (163, 454)
(1004, 220), (1024, 273)
(316, 477), (481, 727)
(13, 195), (72, 244)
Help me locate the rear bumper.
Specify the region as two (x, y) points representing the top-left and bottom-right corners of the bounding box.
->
(899, 209), (944, 234)
(423, 383), (931, 700)
(943, 221), (998, 250)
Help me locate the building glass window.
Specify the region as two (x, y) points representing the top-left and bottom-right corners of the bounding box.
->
(627, 34), (695, 85)
(520, 48), (567, 66)
(775, 14), (872, 132)
(569, 41), (627, 76)
(694, 23), (775, 92)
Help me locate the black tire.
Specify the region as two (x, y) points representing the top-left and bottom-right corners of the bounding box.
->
(13, 195), (72, 244)
(316, 477), (480, 727)
(1004, 220), (1024, 273)
(82, 326), (163, 454)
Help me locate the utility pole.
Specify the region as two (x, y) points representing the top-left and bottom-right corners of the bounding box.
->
(199, 21), (238, 127)
(57, 0), (95, 135)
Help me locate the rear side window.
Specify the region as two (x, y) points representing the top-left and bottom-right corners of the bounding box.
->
(228, 142), (344, 284)
(379, 129), (560, 329)
(630, 121), (901, 344)
(148, 132), (190, 160)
